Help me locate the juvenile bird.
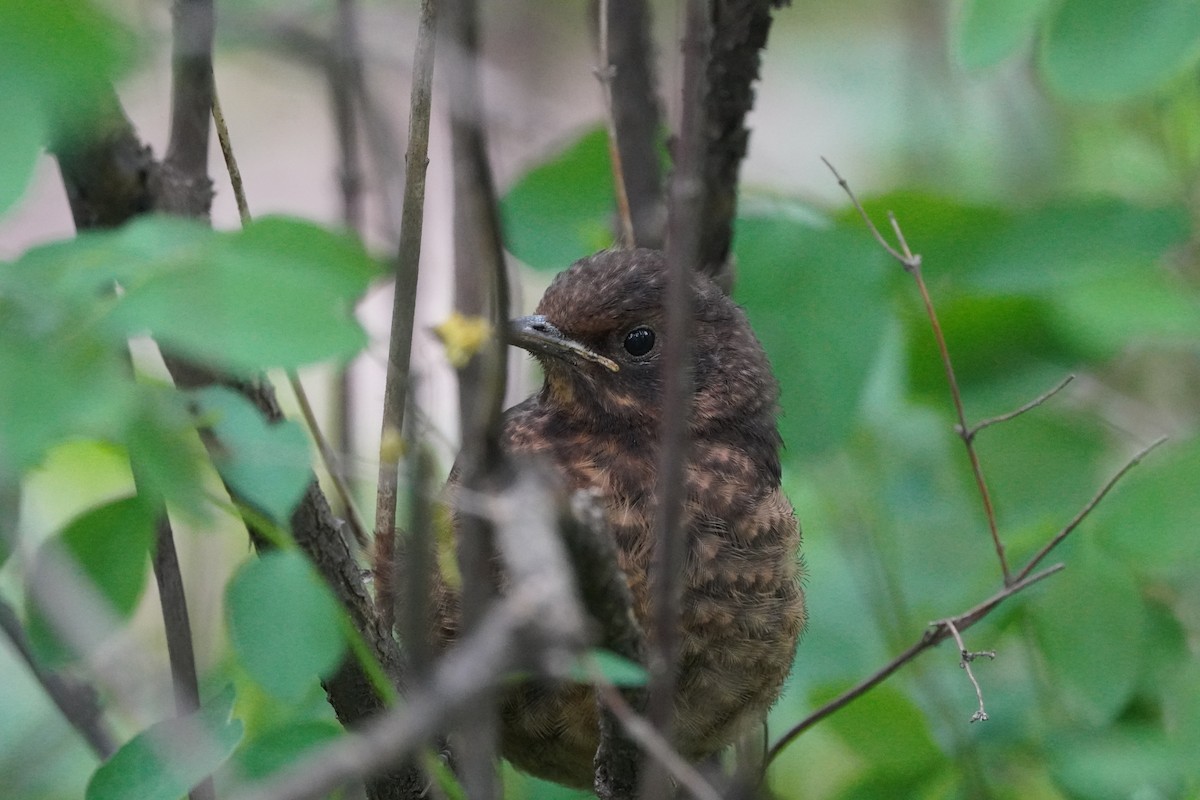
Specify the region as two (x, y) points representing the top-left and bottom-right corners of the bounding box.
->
(445, 247), (805, 787)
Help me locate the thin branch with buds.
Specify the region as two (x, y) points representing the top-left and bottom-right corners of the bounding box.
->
(942, 618), (995, 723)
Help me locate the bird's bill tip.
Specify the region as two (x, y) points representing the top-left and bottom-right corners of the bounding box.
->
(506, 315), (619, 373)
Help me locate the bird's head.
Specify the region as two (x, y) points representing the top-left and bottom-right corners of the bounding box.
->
(508, 248), (780, 439)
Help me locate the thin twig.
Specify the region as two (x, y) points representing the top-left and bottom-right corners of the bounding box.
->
(596, 0), (635, 247)
(210, 82), (372, 550)
(594, 679), (722, 800)
(964, 375), (1075, 441)
(823, 157), (1010, 583)
(374, 0), (438, 634)
(640, 2), (709, 798)
(941, 618), (994, 723)
(211, 90), (251, 223)
(0, 595), (118, 759)
(1013, 436), (1167, 583)
(766, 563), (1064, 764)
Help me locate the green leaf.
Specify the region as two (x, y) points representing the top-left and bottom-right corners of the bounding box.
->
(0, 476), (16, 569)
(1031, 540), (1146, 725)
(1040, 0), (1200, 103)
(234, 720), (341, 780)
(86, 687), (243, 800)
(569, 649), (648, 687)
(0, 1), (134, 214)
(501, 126), (616, 271)
(111, 216), (378, 372)
(956, 0), (1051, 71)
(1047, 725), (1186, 800)
(226, 550), (347, 700)
(1095, 438), (1200, 580)
(734, 211), (891, 456)
(811, 682), (943, 781)
(192, 387), (311, 526)
(26, 495), (155, 666)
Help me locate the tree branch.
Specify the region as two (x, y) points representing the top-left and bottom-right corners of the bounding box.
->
(156, 0), (216, 216)
(697, 0), (789, 286)
(640, 2), (710, 797)
(374, 0), (438, 636)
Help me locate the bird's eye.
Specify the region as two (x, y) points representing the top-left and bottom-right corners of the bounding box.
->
(623, 326), (656, 357)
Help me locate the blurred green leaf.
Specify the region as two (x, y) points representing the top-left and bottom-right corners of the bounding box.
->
(1047, 725), (1186, 800)
(225, 551), (347, 700)
(734, 213), (890, 455)
(1032, 540), (1146, 725)
(569, 649), (648, 687)
(1040, 0), (1200, 103)
(26, 495), (155, 666)
(233, 720), (341, 780)
(0, 476), (17, 569)
(0, 1), (133, 215)
(956, 0), (1051, 71)
(501, 126), (616, 271)
(192, 387), (311, 526)
(811, 682), (943, 781)
(111, 216), (378, 372)
(1095, 438), (1200, 580)
(86, 686), (243, 800)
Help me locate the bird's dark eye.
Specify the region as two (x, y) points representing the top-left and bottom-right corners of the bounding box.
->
(623, 326), (656, 357)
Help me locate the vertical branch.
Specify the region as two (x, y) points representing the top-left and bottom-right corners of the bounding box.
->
(151, 514), (215, 800)
(157, 0), (216, 216)
(697, 0), (787, 287)
(374, 0), (438, 635)
(641, 0), (709, 797)
(602, 0), (666, 248)
(442, 0), (511, 794)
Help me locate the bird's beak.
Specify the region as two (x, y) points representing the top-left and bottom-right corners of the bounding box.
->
(507, 315), (619, 373)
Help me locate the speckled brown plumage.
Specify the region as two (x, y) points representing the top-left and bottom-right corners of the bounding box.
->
(443, 248), (805, 788)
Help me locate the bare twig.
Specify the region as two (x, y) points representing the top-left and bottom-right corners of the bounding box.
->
(1013, 436), (1167, 583)
(211, 90), (250, 223)
(964, 375), (1076, 441)
(595, 0), (635, 248)
(767, 563), (1063, 763)
(374, 0), (438, 635)
(823, 157), (1010, 583)
(594, 678), (722, 800)
(0, 595), (118, 759)
(602, 0), (666, 249)
(641, 2), (709, 798)
(941, 618), (994, 723)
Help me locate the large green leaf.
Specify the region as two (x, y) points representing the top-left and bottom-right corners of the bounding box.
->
(86, 687), (243, 800)
(1040, 0), (1200, 103)
(26, 496), (155, 666)
(956, 0), (1051, 71)
(1047, 725), (1187, 800)
(233, 720), (341, 780)
(110, 216), (379, 372)
(225, 550), (347, 700)
(810, 682), (943, 781)
(500, 126), (616, 271)
(1031, 540), (1146, 725)
(734, 212), (891, 456)
(192, 387), (311, 526)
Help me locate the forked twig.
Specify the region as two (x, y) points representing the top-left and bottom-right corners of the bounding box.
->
(822, 156), (1010, 582)
(964, 375), (1075, 441)
(940, 618), (994, 723)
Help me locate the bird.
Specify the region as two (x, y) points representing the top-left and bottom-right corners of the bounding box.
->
(439, 247), (805, 788)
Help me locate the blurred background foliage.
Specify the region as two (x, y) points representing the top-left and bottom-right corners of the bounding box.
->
(2, 0), (1199, 799)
